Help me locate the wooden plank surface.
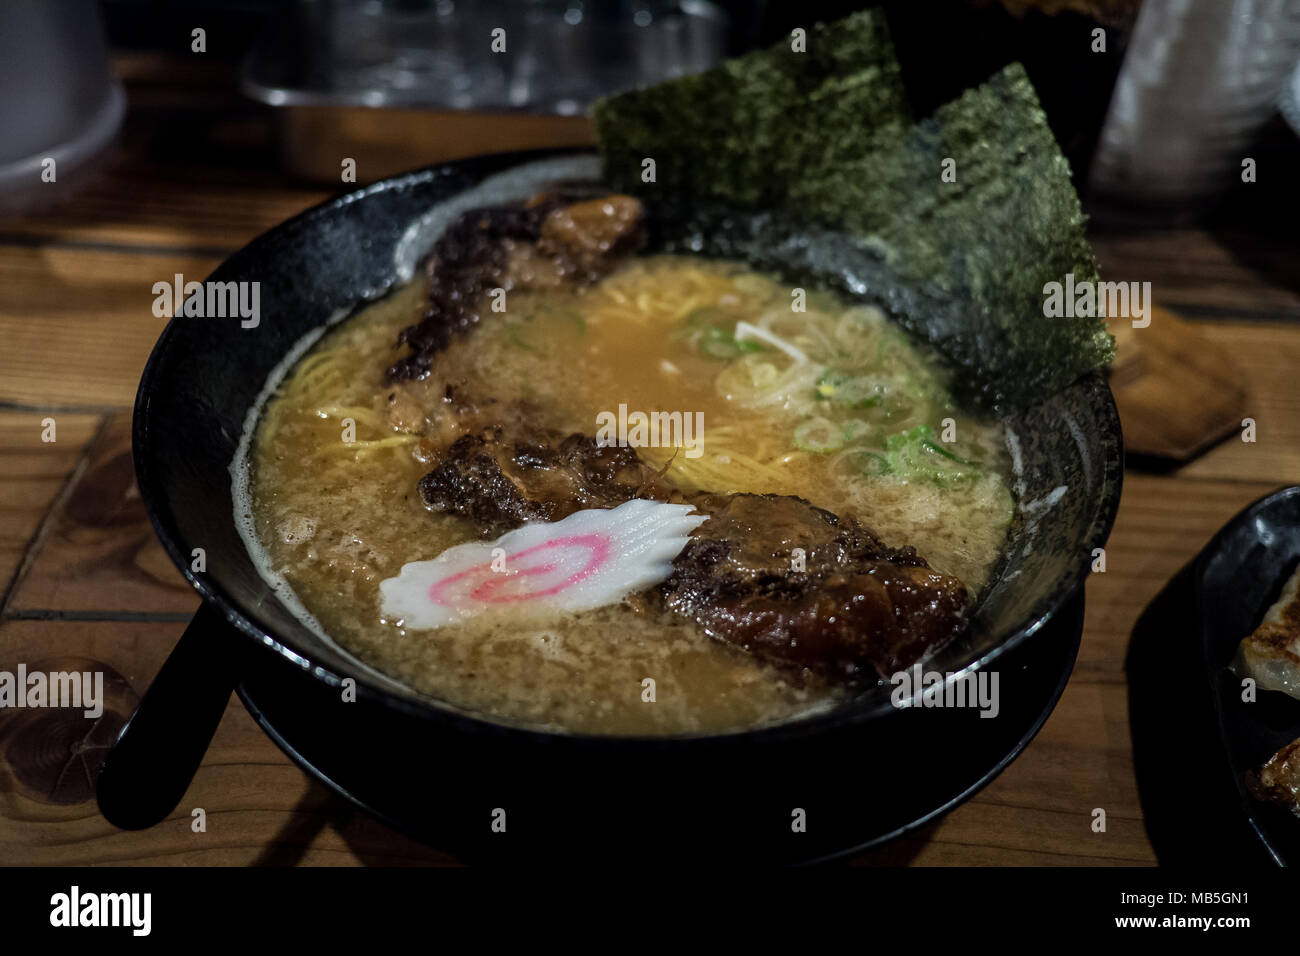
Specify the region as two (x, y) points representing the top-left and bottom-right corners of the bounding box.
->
(0, 412), (103, 610)
(1092, 229), (1300, 322)
(0, 247), (227, 409)
(0, 620), (457, 866)
(8, 413), (197, 616)
(1, 52), (1298, 866)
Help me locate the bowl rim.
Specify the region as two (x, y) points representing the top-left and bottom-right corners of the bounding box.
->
(132, 147), (1125, 747)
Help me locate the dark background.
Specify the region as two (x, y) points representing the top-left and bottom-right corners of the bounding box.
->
(101, 0), (1128, 176)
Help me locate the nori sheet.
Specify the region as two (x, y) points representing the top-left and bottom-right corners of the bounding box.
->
(591, 14), (1113, 409)
(593, 9), (911, 208)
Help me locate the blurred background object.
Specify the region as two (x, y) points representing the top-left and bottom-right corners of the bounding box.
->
(248, 0), (729, 112)
(89, 0), (1143, 187)
(989, 0), (1139, 24)
(0, 0), (125, 214)
(1281, 57), (1300, 136)
(1089, 0), (1300, 215)
(241, 0), (730, 182)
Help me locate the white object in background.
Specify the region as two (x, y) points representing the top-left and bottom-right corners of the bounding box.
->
(0, 0), (125, 215)
(1280, 58), (1300, 136)
(1090, 0), (1300, 204)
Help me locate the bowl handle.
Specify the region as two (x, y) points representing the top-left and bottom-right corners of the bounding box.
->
(95, 603), (238, 830)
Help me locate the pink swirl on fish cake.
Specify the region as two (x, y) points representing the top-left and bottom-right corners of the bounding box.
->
(378, 499), (707, 628)
(428, 533), (612, 608)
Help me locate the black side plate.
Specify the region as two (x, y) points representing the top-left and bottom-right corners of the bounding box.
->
(1196, 485), (1300, 866)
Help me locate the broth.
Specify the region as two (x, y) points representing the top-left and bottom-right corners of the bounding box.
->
(245, 255), (1014, 735)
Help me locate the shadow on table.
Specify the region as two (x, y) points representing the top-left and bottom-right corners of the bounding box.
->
(253, 782), (934, 867)
(252, 785), (460, 867)
(1125, 560), (1274, 865)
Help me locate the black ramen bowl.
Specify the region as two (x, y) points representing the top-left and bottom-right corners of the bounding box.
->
(108, 148), (1123, 861)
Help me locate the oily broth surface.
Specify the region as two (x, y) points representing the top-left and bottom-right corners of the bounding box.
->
(249, 256), (1014, 735)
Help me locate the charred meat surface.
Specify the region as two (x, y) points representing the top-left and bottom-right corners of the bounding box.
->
(1247, 737), (1300, 818)
(659, 494), (968, 679)
(388, 189), (644, 380)
(415, 409), (968, 677)
(419, 421), (680, 537)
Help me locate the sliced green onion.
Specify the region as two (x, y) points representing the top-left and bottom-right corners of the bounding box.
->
(793, 418), (845, 452)
(699, 326), (763, 359)
(841, 419), (873, 443)
(921, 439), (975, 466)
(679, 309), (765, 360)
(876, 424), (983, 484)
(814, 369), (888, 408)
(859, 451), (892, 476)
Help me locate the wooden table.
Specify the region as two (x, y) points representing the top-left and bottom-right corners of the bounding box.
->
(3, 55), (1298, 866)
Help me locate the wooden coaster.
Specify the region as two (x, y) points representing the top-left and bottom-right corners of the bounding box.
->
(1108, 305), (1249, 460)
